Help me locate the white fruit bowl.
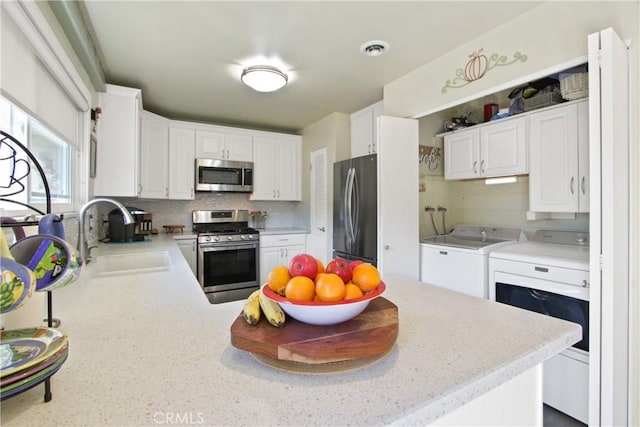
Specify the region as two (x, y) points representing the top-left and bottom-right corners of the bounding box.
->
(262, 282), (385, 326)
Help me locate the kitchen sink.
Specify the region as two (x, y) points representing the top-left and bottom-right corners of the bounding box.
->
(92, 251), (172, 278)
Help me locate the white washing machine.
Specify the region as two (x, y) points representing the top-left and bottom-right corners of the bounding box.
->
(489, 230), (590, 424)
(419, 225), (526, 299)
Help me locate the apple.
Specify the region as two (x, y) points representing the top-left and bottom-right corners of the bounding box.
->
(288, 254), (318, 279)
(348, 260), (364, 271)
(325, 258), (352, 284)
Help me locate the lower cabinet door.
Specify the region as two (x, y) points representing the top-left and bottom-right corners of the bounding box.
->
(176, 239), (197, 278)
(259, 247), (282, 285)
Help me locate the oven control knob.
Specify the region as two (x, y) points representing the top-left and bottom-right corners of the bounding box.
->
(240, 235), (246, 240)
(205, 236), (212, 242)
(212, 236), (219, 242)
(227, 236), (233, 241)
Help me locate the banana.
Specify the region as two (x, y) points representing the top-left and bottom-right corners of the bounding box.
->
(259, 287), (285, 328)
(242, 289), (261, 325)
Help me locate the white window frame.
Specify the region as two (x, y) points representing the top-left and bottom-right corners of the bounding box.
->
(2, 0), (93, 214)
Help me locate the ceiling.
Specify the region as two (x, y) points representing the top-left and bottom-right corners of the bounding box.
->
(82, 1), (542, 134)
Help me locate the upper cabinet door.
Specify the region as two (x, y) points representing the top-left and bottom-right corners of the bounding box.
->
(351, 101), (383, 158)
(139, 111), (169, 199)
(225, 133), (253, 162)
(168, 126), (195, 200)
(250, 136), (277, 200)
(528, 102), (580, 212)
(94, 85), (142, 197)
(276, 137), (301, 201)
(480, 117), (527, 177)
(577, 101), (589, 212)
(195, 130), (225, 159)
(444, 128), (480, 180)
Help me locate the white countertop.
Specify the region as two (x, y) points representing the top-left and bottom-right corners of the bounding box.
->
(0, 235), (580, 426)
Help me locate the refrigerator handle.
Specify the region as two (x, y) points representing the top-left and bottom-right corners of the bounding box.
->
(346, 168), (356, 246)
(352, 170), (360, 242)
(344, 168), (353, 249)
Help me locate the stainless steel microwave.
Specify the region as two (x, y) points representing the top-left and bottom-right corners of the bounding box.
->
(195, 159), (253, 193)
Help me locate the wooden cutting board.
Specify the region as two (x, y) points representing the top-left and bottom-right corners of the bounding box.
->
(230, 297), (398, 365)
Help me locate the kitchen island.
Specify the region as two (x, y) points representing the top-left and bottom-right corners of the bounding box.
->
(0, 235), (581, 426)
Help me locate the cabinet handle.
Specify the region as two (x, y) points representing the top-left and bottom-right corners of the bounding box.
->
(570, 177), (575, 195)
(368, 144), (371, 154)
(318, 227), (325, 232)
(192, 241), (196, 251)
(166, 187), (169, 197)
(372, 143), (375, 152)
(277, 190), (280, 198)
(473, 161), (478, 175)
(384, 245), (390, 250)
(273, 190), (276, 198)
(138, 184), (142, 195)
(191, 188), (194, 198)
(480, 160), (485, 174)
(581, 176), (586, 195)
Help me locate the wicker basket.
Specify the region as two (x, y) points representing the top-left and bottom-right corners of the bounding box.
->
(560, 72), (588, 100)
(523, 89), (563, 112)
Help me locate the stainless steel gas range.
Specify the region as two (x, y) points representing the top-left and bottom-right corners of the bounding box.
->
(192, 210), (259, 304)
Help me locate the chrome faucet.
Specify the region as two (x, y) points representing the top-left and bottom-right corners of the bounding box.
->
(78, 198), (134, 263)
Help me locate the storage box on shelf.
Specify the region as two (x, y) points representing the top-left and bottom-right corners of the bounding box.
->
(560, 69), (589, 101)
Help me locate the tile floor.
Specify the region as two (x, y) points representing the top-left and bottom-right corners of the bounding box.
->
(543, 404), (586, 427)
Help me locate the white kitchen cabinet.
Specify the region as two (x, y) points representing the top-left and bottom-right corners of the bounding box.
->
(175, 237), (197, 277)
(251, 135), (301, 201)
(444, 117), (527, 180)
(195, 129), (252, 161)
(529, 100), (589, 213)
(139, 115), (195, 200)
(168, 125), (195, 200)
(139, 111), (169, 198)
(350, 100), (383, 157)
(259, 234), (306, 284)
(94, 84), (142, 197)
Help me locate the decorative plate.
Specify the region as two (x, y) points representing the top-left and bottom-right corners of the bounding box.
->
(0, 328), (67, 377)
(0, 342), (68, 387)
(0, 352), (68, 399)
(0, 258), (36, 314)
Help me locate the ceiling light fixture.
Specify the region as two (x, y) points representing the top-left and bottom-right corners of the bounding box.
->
(241, 65), (288, 92)
(360, 40), (390, 57)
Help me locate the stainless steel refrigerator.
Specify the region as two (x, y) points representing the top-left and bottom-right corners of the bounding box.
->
(333, 154), (377, 265)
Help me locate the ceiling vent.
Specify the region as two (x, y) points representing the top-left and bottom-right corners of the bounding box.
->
(360, 40), (390, 57)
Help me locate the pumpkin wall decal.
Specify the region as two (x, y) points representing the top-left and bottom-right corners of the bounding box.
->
(464, 49), (488, 82)
(442, 50), (527, 93)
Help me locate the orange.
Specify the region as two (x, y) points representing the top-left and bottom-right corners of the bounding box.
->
(267, 266), (291, 295)
(315, 273), (345, 302)
(285, 276), (315, 301)
(351, 263), (380, 292)
(316, 259), (325, 276)
(344, 283), (364, 300)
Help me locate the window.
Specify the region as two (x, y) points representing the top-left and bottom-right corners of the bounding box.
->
(0, 97), (75, 214)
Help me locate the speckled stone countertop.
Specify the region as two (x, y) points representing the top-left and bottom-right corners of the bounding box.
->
(258, 227), (308, 235)
(0, 235), (580, 426)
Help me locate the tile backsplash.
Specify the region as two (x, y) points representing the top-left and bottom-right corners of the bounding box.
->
(99, 193), (305, 236)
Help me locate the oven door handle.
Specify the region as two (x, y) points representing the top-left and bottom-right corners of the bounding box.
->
(199, 243), (258, 252)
